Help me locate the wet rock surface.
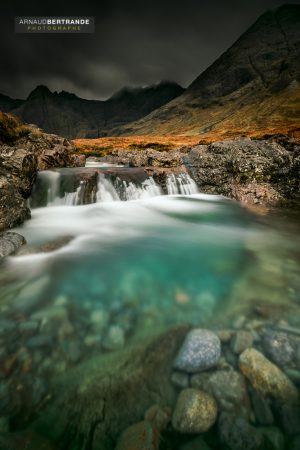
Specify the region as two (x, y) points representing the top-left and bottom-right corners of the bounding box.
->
(218, 414), (265, 450)
(0, 232), (26, 257)
(239, 348), (299, 404)
(173, 329), (221, 373)
(263, 330), (296, 368)
(98, 136), (300, 206)
(172, 388), (218, 433)
(0, 123), (85, 231)
(190, 369), (250, 418)
(0, 304), (300, 449)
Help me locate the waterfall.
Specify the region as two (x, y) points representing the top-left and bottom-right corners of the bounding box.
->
(96, 174), (161, 202)
(166, 173), (198, 195)
(43, 170), (61, 205)
(96, 174), (120, 202)
(30, 169), (198, 208)
(58, 182), (84, 206)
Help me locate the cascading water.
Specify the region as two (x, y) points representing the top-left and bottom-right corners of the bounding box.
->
(166, 173), (198, 195)
(29, 167), (199, 208)
(2, 160), (300, 449)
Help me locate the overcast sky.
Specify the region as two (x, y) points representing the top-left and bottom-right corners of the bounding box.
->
(0, 0), (299, 100)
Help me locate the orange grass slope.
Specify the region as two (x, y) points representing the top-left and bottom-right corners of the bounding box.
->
(73, 135), (202, 157)
(115, 82), (300, 139)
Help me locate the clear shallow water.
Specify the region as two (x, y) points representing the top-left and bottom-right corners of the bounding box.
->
(0, 168), (300, 433)
(3, 189), (300, 335)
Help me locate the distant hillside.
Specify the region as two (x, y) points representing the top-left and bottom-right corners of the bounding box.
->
(118, 4), (300, 139)
(0, 81), (184, 139)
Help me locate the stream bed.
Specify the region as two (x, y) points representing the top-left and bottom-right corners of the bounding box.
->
(0, 165), (300, 449)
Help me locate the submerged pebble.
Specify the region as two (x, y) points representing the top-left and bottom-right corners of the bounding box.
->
(115, 420), (159, 450)
(239, 348), (299, 404)
(231, 330), (253, 354)
(103, 325), (125, 351)
(263, 330), (296, 368)
(174, 329), (221, 373)
(172, 388), (218, 433)
(191, 369), (250, 417)
(218, 414), (264, 450)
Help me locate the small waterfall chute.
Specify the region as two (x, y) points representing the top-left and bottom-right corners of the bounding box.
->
(166, 173), (198, 195)
(96, 174), (120, 202)
(30, 169), (198, 208)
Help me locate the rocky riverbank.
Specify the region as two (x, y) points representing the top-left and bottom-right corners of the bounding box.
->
(1, 313), (300, 449)
(97, 136), (300, 207)
(0, 113), (85, 235)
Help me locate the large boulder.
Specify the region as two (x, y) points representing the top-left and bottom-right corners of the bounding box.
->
(0, 120), (85, 231)
(183, 138), (294, 205)
(0, 232), (26, 257)
(30, 326), (188, 450)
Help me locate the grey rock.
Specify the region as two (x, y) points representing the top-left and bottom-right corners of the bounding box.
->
(231, 330), (253, 354)
(0, 232), (26, 257)
(191, 370), (250, 418)
(219, 414), (264, 450)
(28, 326), (188, 449)
(171, 371), (190, 389)
(263, 330), (296, 368)
(0, 123), (84, 232)
(173, 329), (221, 373)
(172, 388), (218, 433)
(239, 348), (299, 404)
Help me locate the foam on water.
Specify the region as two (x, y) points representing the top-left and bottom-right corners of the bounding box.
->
(30, 168), (199, 208)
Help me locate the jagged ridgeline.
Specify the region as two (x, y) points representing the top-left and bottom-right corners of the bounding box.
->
(0, 5), (299, 139)
(120, 4), (300, 138)
(0, 81), (184, 139)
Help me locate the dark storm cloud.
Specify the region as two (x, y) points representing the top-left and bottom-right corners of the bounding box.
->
(1, 0), (299, 100)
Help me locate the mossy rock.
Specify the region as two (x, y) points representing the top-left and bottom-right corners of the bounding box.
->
(30, 326), (188, 450)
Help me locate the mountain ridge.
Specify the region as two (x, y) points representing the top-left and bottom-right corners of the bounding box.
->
(117, 3), (300, 138)
(0, 81), (184, 139)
